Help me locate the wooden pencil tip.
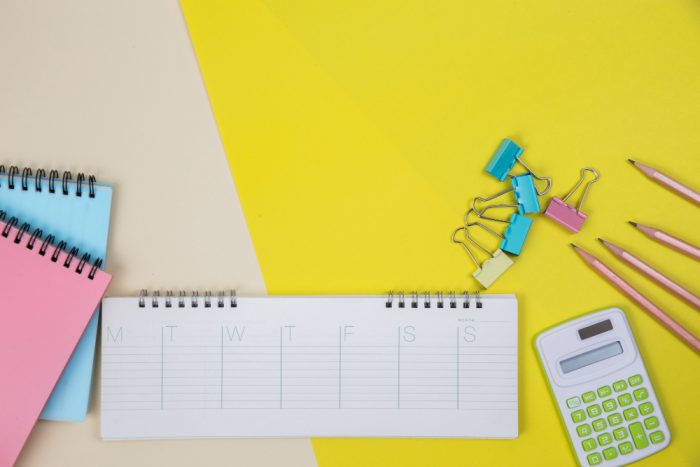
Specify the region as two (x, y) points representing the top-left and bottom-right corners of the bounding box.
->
(597, 237), (605, 244)
(570, 243), (578, 249)
(627, 158), (636, 165)
(628, 221), (638, 227)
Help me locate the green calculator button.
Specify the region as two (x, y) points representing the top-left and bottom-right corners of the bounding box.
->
(582, 438), (597, 451)
(639, 402), (654, 416)
(618, 393), (633, 406)
(566, 396), (581, 409)
(597, 432), (612, 446)
(587, 452), (603, 466)
(650, 430), (665, 444)
(613, 380), (627, 392)
(623, 407), (639, 421)
(602, 399), (617, 412)
(582, 391), (596, 403)
(630, 422), (649, 449)
(587, 404), (602, 417)
(644, 416), (659, 430)
(634, 388), (649, 401)
(603, 447), (618, 461)
(571, 410), (586, 423)
(629, 374), (643, 386)
(619, 441), (634, 455)
(597, 385), (611, 397)
(592, 418), (607, 432)
(613, 427), (629, 440)
(577, 424), (592, 437)
(608, 413), (623, 426)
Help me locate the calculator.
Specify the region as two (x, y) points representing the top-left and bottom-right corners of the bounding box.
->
(535, 307), (670, 466)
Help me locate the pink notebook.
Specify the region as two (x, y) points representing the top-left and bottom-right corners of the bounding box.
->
(0, 214), (111, 467)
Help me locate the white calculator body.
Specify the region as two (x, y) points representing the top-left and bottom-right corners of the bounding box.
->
(535, 308), (670, 466)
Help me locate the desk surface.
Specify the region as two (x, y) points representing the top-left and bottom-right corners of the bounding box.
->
(2, 0), (700, 466)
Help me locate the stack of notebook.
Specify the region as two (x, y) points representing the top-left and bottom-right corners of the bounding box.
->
(0, 166), (113, 466)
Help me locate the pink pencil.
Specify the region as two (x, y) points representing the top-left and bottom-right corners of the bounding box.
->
(629, 159), (700, 206)
(571, 243), (700, 354)
(629, 221), (700, 261)
(599, 238), (700, 310)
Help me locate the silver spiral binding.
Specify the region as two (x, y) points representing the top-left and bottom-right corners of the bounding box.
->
(0, 210), (104, 280)
(0, 165), (97, 198)
(386, 290), (483, 309)
(139, 289), (238, 309)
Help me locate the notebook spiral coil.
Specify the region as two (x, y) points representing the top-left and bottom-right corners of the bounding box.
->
(0, 165), (98, 198)
(386, 291), (482, 309)
(0, 210), (103, 279)
(134, 291), (480, 309)
(138, 289), (238, 308)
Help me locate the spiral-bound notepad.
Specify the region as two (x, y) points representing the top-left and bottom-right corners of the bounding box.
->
(0, 214), (111, 466)
(0, 166), (112, 422)
(102, 292), (518, 439)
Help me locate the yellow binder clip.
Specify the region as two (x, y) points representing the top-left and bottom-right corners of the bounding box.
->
(451, 225), (514, 289)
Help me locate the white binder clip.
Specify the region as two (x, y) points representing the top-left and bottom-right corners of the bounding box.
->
(452, 226), (514, 289)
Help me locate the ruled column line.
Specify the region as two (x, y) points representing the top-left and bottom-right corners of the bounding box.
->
(160, 327), (164, 410)
(397, 326), (401, 409)
(456, 326), (460, 410)
(220, 326), (224, 409)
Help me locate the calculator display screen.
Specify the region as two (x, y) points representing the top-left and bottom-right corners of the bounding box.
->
(560, 341), (622, 374)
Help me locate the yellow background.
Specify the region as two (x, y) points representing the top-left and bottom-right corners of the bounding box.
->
(181, 1), (700, 465)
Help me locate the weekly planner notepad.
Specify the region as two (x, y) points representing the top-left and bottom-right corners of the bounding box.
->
(0, 214), (111, 466)
(0, 165), (112, 421)
(102, 292), (517, 439)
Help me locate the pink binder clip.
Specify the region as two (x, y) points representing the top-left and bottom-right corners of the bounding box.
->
(544, 168), (599, 232)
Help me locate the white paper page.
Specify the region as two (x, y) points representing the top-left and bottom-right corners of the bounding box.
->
(101, 295), (517, 439)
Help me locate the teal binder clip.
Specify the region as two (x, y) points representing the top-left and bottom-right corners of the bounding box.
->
(485, 139), (523, 181)
(511, 174), (540, 213)
(501, 213), (532, 256)
(484, 138), (552, 195)
(470, 206), (533, 256)
(473, 174), (542, 215)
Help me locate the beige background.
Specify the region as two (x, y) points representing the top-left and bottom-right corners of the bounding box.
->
(0, 1), (316, 465)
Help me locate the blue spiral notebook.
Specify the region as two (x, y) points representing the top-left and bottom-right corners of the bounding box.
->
(0, 165), (112, 421)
